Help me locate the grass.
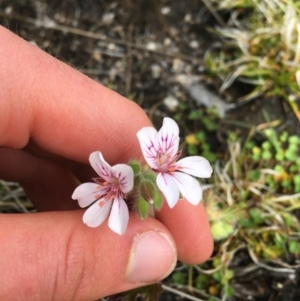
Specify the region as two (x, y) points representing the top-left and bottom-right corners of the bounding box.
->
(203, 0), (300, 120)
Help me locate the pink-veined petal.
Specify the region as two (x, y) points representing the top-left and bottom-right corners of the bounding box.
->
(156, 172), (179, 208)
(112, 164), (134, 193)
(82, 199), (111, 228)
(89, 151), (112, 180)
(172, 172), (202, 205)
(137, 126), (159, 168)
(108, 196), (129, 235)
(72, 183), (108, 208)
(176, 156), (213, 178)
(156, 117), (180, 158)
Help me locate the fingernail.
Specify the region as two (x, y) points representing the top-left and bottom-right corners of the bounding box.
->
(126, 231), (177, 283)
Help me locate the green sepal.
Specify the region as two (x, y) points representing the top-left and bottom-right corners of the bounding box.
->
(140, 180), (156, 202)
(142, 170), (157, 182)
(137, 196), (150, 220)
(153, 191), (163, 210)
(129, 161), (141, 176)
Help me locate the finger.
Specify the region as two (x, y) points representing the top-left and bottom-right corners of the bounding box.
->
(0, 26), (151, 164)
(0, 148), (79, 210)
(0, 211), (177, 301)
(156, 200), (213, 264)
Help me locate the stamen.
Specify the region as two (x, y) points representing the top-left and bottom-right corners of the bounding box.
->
(103, 182), (108, 186)
(168, 167), (176, 172)
(110, 194), (115, 200)
(96, 185), (102, 190)
(99, 201), (105, 207)
(95, 194), (100, 199)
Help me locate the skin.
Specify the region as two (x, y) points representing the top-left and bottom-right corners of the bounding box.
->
(0, 26), (213, 301)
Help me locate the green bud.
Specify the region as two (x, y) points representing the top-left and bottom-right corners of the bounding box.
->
(262, 150), (272, 160)
(287, 144), (298, 153)
(285, 150), (297, 161)
(137, 196), (150, 220)
(252, 146), (261, 154)
(262, 141), (271, 150)
(288, 135), (299, 145)
(279, 131), (288, 142)
(129, 161), (141, 176)
(140, 180), (156, 202)
(245, 141), (255, 150)
(275, 151), (284, 161)
(274, 165), (284, 173)
(293, 174), (300, 185)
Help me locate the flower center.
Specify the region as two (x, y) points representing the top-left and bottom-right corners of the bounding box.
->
(156, 150), (182, 173)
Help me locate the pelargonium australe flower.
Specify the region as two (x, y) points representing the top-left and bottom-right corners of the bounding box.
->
(72, 151), (134, 235)
(137, 117), (213, 208)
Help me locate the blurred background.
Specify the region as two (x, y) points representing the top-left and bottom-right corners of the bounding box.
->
(1, 1), (300, 300)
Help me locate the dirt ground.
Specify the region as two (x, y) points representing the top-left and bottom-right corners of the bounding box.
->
(1, 1), (300, 301)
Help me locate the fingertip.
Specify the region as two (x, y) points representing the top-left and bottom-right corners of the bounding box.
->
(156, 200), (214, 264)
(0, 211), (177, 300)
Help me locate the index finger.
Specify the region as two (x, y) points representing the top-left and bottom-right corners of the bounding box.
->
(0, 25), (151, 164)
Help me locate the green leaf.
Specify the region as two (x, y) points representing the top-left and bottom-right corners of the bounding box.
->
(211, 221), (235, 240)
(289, 241), (300, 254)
(188, 110), (203, 120)
(249, 208), (264, 225)
(171, 272), (186, 284)
(137, 196), (150, 220)
(129, 161), (141, 176)
(187, 144), (198, 155)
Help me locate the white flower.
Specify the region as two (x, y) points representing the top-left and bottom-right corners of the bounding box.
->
(137, 118), (213, 208)
(72, 151), (134, 235)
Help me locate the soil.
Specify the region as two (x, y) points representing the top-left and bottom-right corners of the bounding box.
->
(0, 1), (299, 301)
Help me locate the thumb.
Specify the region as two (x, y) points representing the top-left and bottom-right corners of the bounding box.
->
(0, 211), (177, 301)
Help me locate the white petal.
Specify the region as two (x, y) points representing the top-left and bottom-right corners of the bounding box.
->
(156, 172), (179, 208)
(172, 172), (202, 205)
(137, 127), (159, 168)
(108, 196), (129, 235)
(157, 117), (180, 157)
(72, 183), (107, 208)
(89, 151), (112, 180)
(112, 164), (134, 193)
(176, 156), (213, 178)
(82, 199), (111, 228)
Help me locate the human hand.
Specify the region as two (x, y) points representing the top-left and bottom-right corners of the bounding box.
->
(0, 26), (213, 301)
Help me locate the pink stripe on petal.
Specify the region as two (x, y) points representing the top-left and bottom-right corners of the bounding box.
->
(112, 164), (134, 193)
(157, 118), (180, 157)
(72, 183), (108, 208)
(137, 127), (159, 169)
(89, 151), (113, 178)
